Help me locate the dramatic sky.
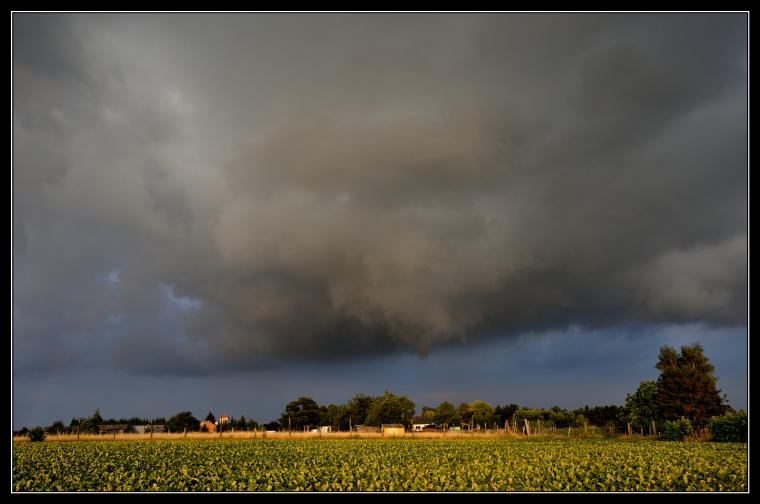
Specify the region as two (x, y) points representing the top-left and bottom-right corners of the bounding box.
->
(13, 13), (747, 429)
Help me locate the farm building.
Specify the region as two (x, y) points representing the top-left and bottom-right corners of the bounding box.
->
(412, 416), (435, 432)
(200, 420), (216, 433)
(97, 425), (132, 435)
(382, 424), (405, 436)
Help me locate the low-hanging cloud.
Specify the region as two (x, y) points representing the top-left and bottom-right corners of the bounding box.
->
(13, 13), (747, 376)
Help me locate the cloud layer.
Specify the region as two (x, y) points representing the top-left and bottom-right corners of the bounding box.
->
(13, 14), (747, 376)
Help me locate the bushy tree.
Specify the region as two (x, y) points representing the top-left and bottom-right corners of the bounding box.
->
(166, 411), (200, 433)
(79, 418), (98, 434)
(494, 404), (520, 423)
(27, 426), (46, 442)
(662, 417), (693, 441)
(620, 380), (662, 431)
(364, 390), (416, 428)
(279, 397), (321, 431)
(469, 400), (495, 426)
(49, 420), (65, 434)
(345, 393), (375, 427)
(655, 343), (725, 428)
(91, 408), (104, 425)
(549, 408), (575, 428)
(433, 401), (462, 427)
(708, 410), (747, 442)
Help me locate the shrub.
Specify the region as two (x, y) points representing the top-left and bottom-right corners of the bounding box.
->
(708, 410), (747, 442)
(27, 426), (46, 442)
(662, 417), (693, 441)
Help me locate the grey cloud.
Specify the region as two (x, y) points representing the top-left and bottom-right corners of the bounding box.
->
(13, 14), (747, 376)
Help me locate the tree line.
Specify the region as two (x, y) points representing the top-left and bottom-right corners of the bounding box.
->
(15, 342), (743, 441)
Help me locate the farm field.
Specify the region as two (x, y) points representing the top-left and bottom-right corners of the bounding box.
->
(13, 437), (747, 491)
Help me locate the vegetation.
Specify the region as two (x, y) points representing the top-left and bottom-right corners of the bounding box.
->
(619, 380), (661, 433)
(708, 411), (748, 443)
(661, 418), (694, 441)
(654, 342), (725, 428)
(13, 438), (747, 491)
(27, 427), (46, 443)
(166, 412), (201, 433)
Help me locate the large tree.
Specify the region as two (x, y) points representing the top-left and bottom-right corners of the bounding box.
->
(166, 411), (200, 433)
(279, 397), (322, 431)
(654, 342), (726, 428)
(364, 390), (416, 428)
(433, 401), (462, 427)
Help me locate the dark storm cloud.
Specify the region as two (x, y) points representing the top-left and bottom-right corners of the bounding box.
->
(13, 14), (747, 376)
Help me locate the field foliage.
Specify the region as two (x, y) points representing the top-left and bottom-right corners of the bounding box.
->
(13, 438), (746, 491)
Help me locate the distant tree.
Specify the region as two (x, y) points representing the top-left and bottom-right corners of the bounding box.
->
(494, 404), (520, 423)
(573, 414), (588, 428)
(433, 401), (462, 427)
(236, 415), (247, 431)
(619, 380), (661, 432)
(79, 418), (98, 434)
(548, 408), (575, 429)
(166, 411), (200, 433)
(246, 419), (259, 431)
(458, 403), (471, 424)
(91, 408), (104, 425)
(345, 393), (375, 428)
(49, 420), (65, 434)
(321, 404), (345, 431)
(28, 427), (46, 442)
(18, 427), (29, 437)
(469, 400), (495, 427)
(279, 397), (321, 431)
(205, 412), (216, 423)
(513, 408), (543, 423)
(421, 406), (436, 418)
(654, 342), (726, 428)
(364, 390), (416, 428)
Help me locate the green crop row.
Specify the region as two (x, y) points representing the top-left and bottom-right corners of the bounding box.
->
(13, 438), (747, 491)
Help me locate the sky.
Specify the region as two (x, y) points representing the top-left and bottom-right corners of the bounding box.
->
(12, 13), (747, 429)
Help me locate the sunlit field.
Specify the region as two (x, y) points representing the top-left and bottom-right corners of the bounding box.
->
(13, 436), (747, 491)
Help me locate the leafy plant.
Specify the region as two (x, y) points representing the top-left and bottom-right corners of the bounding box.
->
(708, 410), (747, 442)
(27, 427), (46, 442)
(661, 417), (693, 441)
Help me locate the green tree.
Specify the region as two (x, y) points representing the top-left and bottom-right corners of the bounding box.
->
(433, 401), (462, 427)
(279, 397), (321, 431)
(91, 408), (104, 425)
(205, 412), (216, 423)
(27, 426), (46, 442)
(79, 418), (98, 434)
(654, 342), (726, 428)
(364, 390), (416, 428)
(345, 393), (375, 428)
(620, 380), (662, 432)
(166, 411), (200, 433)
(49, 420), (65, 434)
(458, 402), (471, 424)
(548, 407), (575, 428)
(707, 410), (747, 442)
(469, 400), (495, 426)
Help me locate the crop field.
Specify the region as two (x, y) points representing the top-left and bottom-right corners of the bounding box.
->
(13, 438), (747, 491)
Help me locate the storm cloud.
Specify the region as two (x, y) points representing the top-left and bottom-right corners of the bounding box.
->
(13, 14), (747, 377)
